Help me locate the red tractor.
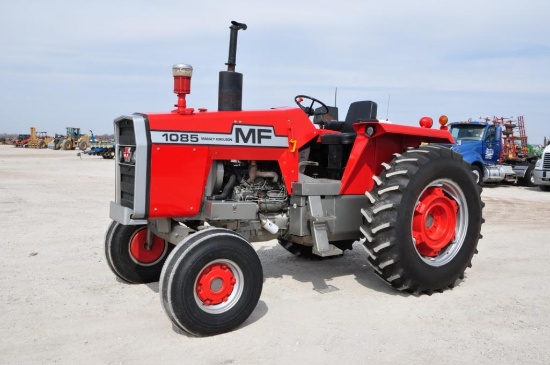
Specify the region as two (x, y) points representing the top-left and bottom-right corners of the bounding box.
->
(105, 21), (483, 336)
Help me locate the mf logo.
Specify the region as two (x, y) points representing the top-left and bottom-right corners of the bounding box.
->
(234, 127), (273, 145)
(123, 147), (132, 163)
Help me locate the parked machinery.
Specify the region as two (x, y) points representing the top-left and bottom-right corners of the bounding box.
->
(82, 130), (115, 159)
(445, 116), (538, 186)
(104, 22), (484, 336)
(26, 127), (54, 149)
(14, 133), (31, 147)
(60, 127), (90, 151)
(534, 144), (550, 191)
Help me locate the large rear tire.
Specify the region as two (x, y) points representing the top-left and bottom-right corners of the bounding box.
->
(160, 228), (263, 336)
(361, 145), (483, 294)
(105, 221), (172, 283)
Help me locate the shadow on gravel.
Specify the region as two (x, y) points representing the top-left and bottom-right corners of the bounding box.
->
(145, 281), (159, 293)
(168, 300), (269, 337)
(256, 241), (407, 297)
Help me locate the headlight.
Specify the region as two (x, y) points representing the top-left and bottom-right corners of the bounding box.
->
(535, 159), (542, 168)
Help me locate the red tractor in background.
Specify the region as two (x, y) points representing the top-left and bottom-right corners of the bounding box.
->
(105, 21), (483, 336)
(14, 133), (31, 147)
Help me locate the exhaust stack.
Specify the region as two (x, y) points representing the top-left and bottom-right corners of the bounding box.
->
(218, 21), (247, 111)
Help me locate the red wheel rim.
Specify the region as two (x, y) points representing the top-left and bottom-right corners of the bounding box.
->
(412, 187), (458, 257)
(196, 263), (237, 306)
(129, 228), (166, 264)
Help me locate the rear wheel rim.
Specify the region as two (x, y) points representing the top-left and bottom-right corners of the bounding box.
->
(412, 179), (468, 266)
(128, 228), (167, 266)
(194, 259), (243, 314)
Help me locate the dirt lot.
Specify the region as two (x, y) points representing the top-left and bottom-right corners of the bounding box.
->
(1, 145), (549, 364)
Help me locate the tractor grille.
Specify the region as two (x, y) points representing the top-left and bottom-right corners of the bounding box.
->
(120, 164), (135, 209)
(118, 119), (136, 209)
(544, 153), (550, 169)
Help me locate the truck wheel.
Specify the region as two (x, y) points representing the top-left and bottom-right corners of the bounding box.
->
(361, 145), (483, 294)
(160, 228), (263, 336)
(105, 222), (172, 283)
(37, 140), (47, 149)
(78, 140), (88, 150)
(62, 140), (72, 150)
(471, 165), (482, 185)
(519, 164), (536, 187)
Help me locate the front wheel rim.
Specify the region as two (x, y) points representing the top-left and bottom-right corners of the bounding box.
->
(128, 228), (167, 266)
(194, 259), (244, 314)
(411, 179), (468, 266)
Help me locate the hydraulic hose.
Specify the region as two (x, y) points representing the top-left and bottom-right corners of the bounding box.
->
(211, 174), (237, 200)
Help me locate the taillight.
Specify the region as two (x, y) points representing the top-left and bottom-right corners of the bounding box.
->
(419, 116), (433, 128)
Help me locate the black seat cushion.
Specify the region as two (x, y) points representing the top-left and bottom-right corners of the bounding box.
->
(341, 101), (378, 133)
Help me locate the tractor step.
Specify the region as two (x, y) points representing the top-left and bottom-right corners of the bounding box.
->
(308, 196), (342, 257)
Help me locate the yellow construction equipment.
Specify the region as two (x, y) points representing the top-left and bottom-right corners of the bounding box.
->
(26, 127), (54, 149)
(60, 127), (90, 150)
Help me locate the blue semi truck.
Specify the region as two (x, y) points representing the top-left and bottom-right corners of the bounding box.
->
(446, 117), (538, 186)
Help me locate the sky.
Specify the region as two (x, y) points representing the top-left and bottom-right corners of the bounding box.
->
(1, 0), (550, 144)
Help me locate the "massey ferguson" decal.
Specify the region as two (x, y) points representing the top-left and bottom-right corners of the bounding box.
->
(150, 125), (288, 147)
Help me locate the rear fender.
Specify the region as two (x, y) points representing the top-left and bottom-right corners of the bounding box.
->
(339, 122), (454, 195)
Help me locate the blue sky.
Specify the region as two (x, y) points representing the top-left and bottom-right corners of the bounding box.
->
(1, 0), (549, 144)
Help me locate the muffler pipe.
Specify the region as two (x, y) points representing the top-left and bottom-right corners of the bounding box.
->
(218, 21), (247, 111)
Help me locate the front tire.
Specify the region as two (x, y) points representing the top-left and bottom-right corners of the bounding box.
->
(361, 145), (483, 294)
(471, 165), (482, 185)
(519, 164), (536, 187)
(160, 228), (263, 337)
(105, 221), (172, 283)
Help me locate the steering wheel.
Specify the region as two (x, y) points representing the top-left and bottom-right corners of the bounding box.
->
(294, 95), (329, 117)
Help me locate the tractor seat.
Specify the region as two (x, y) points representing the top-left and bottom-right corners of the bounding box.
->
(321, 100), (378, 145)
(319, 100), (378, 179)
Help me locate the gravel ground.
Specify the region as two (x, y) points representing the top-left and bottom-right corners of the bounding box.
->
(1, 145), (549, 364)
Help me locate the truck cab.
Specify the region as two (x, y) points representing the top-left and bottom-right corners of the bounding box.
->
(449, 121), (512, 184)
(534, 144), (550, 191)
(448, 120), (535, 186)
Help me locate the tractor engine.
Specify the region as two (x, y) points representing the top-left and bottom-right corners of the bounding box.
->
(206, 160), (290, 242)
